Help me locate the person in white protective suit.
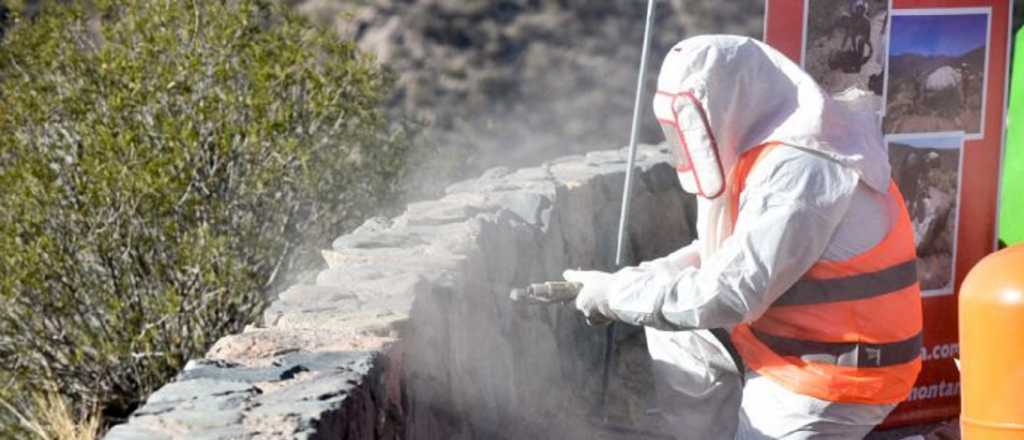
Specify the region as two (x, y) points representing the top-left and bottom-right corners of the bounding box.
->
(564, 35), (923, 439)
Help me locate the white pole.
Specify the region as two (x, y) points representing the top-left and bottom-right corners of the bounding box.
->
(615, 0), (657, 267)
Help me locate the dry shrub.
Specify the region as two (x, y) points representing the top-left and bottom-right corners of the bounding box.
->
(0, 0), (411, 434)
(1, 387), (100, 440)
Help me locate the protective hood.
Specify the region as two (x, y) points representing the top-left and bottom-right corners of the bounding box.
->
(653, 35), (891, 196)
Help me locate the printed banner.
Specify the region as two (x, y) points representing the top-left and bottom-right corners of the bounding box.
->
(764, 0), (1012, 428)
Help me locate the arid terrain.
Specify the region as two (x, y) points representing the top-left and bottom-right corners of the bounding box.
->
(292, 0), (763, 196)
(889, 141), (961, 291)
(883, 47), (986, 135)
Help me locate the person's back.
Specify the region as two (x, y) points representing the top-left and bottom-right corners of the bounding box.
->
(732, 146), (918, 439)
(563, 35), (922, 439)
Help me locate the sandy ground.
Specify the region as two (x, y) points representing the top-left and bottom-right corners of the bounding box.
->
(884, 108), (982, 135)
(884, 73), (984, 135)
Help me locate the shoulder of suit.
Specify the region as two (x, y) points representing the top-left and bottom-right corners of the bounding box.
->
(744, 145), (860, 201)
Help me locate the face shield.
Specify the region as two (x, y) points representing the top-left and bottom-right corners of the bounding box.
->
(653, 90), (726, 199)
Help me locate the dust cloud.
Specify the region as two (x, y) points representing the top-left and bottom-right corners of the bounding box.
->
(294, 0), (764, 201)
(291, 2), (761, 438)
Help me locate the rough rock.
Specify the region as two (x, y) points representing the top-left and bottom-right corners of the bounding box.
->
(108, 144), (694, 439)
(108, 351), (398, 440)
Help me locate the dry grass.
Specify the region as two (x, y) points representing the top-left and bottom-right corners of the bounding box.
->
(0, 389), (100, 440)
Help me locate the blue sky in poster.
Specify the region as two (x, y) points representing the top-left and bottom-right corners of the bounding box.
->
(890, 134), (964, 150)
(890, 14), (989, 57)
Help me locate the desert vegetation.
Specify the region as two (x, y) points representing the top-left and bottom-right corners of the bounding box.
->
(297, 0), (764, 197)
(0, 0), (411, 436)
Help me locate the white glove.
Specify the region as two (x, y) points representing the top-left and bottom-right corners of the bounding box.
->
(562, 269), (615, 326)
(564, 267), (652, 326)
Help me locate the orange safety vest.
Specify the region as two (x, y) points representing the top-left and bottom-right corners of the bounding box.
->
(728, 143), (923, 405)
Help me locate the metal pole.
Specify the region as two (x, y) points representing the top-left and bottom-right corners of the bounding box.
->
(616, 0), (658, 267)
(597, 0), (658, 431)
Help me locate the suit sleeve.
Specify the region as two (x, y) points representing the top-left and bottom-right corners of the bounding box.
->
(605, 150), (860, 331)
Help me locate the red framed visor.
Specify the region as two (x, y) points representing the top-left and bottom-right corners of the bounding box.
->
(652, 90), (726, 198)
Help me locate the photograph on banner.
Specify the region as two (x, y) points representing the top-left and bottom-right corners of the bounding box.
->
(882, 9), (990, 138)
(802, 0), (891, 112)
(886, 132), (964, 295)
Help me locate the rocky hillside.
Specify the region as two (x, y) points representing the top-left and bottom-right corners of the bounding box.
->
(2, 0), (762, 194)
(295, 0), (763, 195)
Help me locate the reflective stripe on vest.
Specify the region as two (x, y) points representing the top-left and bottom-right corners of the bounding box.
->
(773, 259), (918, 306)
(728, 143), (923, 405)
(749, 328), (922, 368)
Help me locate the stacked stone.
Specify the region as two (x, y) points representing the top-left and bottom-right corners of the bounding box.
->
(106, 145), (696, 440)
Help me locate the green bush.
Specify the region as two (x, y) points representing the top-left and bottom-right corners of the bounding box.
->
(0, 0), (410, 433)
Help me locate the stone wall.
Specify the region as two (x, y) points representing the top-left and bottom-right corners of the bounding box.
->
(105, 145), (696, 440)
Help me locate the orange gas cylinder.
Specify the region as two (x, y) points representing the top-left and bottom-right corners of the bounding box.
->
(960, 244), (1024, 439)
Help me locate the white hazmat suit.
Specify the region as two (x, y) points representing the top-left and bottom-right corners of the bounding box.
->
(565, 35), (901, 439)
